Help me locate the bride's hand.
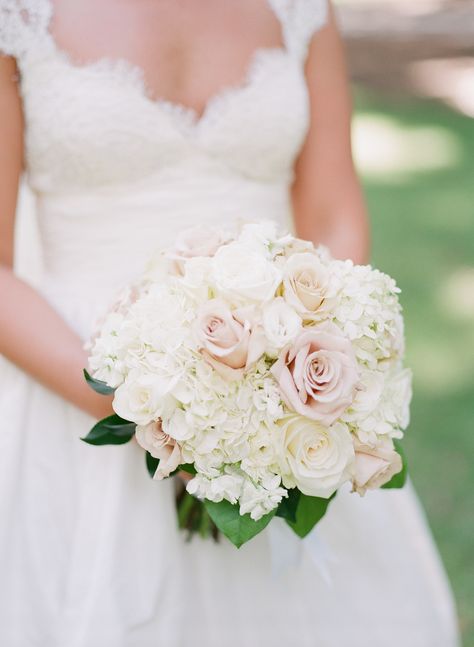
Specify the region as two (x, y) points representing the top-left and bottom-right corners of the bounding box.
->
(86, 391), (115, 420)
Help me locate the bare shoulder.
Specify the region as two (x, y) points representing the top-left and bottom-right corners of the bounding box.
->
(291, 4), (370, 262)
(295, 3), (353, 187)
(306, 2), (350, 94)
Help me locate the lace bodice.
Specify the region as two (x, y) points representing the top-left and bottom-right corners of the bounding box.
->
(1, 0), (327, 193)
(1, 0), (328, 317)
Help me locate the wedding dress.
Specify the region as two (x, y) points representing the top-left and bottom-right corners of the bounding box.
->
(0, 1), (460, 646)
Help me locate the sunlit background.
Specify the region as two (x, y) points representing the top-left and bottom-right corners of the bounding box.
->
(339, 0), (474, 643)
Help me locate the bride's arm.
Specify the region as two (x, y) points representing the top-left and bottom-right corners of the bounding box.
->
(0, 57), (113, 419)
(291, 3), (370, 264)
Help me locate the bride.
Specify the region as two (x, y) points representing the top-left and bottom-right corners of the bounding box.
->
(0, 1), (460, 645)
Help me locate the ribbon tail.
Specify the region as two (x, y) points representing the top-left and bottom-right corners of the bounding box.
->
(267, 518), (337, 586)
(303, 526), (338, 587)
(267, 517), (302, 578)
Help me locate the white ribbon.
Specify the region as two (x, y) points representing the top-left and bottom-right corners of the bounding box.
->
(267, 517), (338, 586)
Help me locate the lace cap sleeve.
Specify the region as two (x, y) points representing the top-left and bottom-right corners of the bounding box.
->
(0, 0), (51, 59)
(269, 0), (328, 61)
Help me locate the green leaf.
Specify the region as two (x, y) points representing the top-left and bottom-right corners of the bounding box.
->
(286, 492), (335, 538)
(81, 414), (136, 446)
(382, 439), (408, 489)
(276, 488), (301, 523)
(145, 452), (160, 478)
(204, 499), (276, 548)
(169, 463), (197, 478)
(83, 369), (116, 396)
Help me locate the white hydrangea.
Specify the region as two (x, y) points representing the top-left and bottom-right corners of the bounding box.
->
(329, 260), (404, 368)
(342, 365), (412, 445)
(187, 465), (245, 504)
(241, 423), (280, 481)
(87, 311), (129, 387)
(239, 472), (287, 520)
(238, 221), (293, 259)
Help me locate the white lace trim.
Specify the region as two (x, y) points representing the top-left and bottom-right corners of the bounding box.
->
(6, 0), (319, 192)
(46, 43), (290, 133)
(0, 0), (51, 58)
(268, 0), (328, 60)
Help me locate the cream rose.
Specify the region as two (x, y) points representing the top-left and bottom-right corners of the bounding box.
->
(283, 252), (338, 321)
(135, 420), (182, 480)
(195, 299), (264, 379)
(277, 414), (354, 498)
(271, 322), (359, 425)
(352, 438), (402, 495)
(212, 242), (282, 304)
(113, 371), (175, 425)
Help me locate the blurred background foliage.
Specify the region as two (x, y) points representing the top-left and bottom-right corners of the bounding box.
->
(340, 0), (474, 642)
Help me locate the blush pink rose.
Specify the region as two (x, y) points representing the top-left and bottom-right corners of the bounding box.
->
(135, 420), (182, 480)
(172, 226), (224, 259)
(352, 438), (403, 495)
(271, 322), (359, 425)
(195, 299), (264, 380)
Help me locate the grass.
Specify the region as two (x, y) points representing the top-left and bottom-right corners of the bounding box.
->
(354, 88), (474, 645)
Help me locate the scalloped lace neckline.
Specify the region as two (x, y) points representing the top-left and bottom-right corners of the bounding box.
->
(41, 0), (290, 132)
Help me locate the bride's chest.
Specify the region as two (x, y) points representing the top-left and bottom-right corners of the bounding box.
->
(20, 48), (310, 191)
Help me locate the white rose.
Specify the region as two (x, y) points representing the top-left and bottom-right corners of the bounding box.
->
(113, 371), (176, 425)
(262, 297), (302, 355)
(162, 408), (194, 441)
(177, 256), (214, 301)
(277, 414), (355, 498)
(212, 242), (282, 304)
(282, 252), (339, 321)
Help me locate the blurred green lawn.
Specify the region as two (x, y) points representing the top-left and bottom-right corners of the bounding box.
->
(354, 89), (474, 645)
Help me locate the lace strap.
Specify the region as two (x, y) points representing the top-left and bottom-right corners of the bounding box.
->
(0, 0), (52, 60)
(268, 0), (328, 62)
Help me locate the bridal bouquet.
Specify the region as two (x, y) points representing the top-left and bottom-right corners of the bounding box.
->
(84, 222), (411, 547)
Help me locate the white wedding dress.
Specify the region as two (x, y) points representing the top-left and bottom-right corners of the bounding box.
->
(0, 1), (460, 646)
